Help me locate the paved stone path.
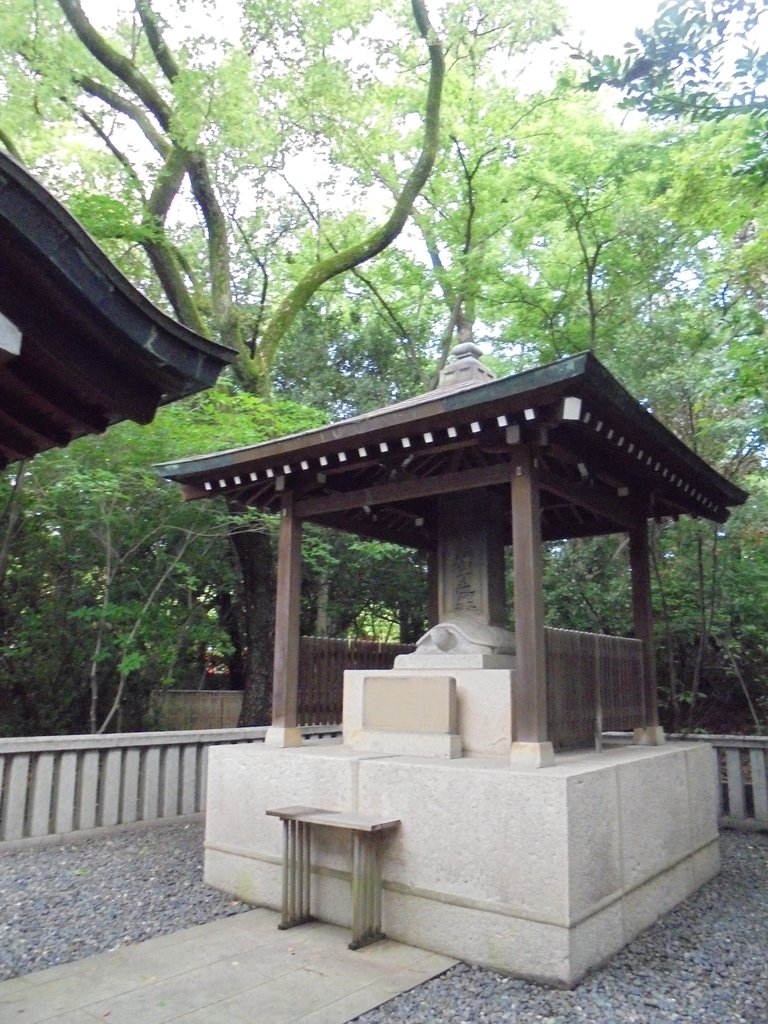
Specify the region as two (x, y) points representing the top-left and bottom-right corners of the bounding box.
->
(0, 907), (455, 1023)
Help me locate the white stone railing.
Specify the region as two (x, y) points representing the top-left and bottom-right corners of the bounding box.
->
(0, 725), (340, 846)
(606, 732), (768, 830)
(4, 727), (763, 844)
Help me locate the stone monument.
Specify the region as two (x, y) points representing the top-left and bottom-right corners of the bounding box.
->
(180, 345), (729, 986)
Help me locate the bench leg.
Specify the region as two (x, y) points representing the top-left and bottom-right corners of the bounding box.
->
(278, 818), (313, 929)
(349, 832), (385, 949)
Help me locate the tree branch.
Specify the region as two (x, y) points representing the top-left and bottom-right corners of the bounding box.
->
(140, 149), (209, 333)
(77, 74), (170, 156)
(279, 175), (421, 366)
(58, 0), (172, 131)
(135, 0), (179, 83)
(255, 0), (445, 374)
(76, 107), (146, 199)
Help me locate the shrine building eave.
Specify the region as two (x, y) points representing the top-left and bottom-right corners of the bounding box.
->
(0, 151), (237, 469)
(157, 352), (748, 550)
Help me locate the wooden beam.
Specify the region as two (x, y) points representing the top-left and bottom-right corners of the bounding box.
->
(629, 520), (659, 729)
(3, 362), (110, 434)
(538, 466), (636, 530)
(294, 461), (513, 518)
(179, 482), (209, 500)
(511, 447), (548, 744)
(0, 394), (71, 447)
(22, 330), (160, 425)
(271, 492), (302, 729)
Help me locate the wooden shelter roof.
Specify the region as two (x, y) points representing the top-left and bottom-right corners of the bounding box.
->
(0, 151), (236, 469)
(158, 351), (747, 549)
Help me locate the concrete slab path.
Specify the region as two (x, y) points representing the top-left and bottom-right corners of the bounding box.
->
(0, 908), (455, 1023)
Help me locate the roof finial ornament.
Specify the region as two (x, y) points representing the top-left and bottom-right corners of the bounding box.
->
(436, 340), (496, 390)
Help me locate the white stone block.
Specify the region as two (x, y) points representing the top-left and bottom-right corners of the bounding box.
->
(684, 745), (720, 849)
(382, 888), (572, 987)
(206, 744), (364, 874)
(350, 730), (462, 758)
(616, 746), (691, 891)
(264, 726), (303, 748)
(509, 741), (555, 768)
(622, 855), (694, 943)
(344, 669), (513, 758)
(565, 768), (621, 922)
(357, 757), (571, 925)
(203, 741), (720, 988)
(394, 652), (515, 670)
(362, 674), (457, 733)
(692, 838), (721, 889)
(567, 901), (625, 986)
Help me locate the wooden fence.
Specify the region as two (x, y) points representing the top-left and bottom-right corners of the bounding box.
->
(151, 637), (416, 731)
(0, 725), (339, 846)
(546, 627), (644, 750)
(298, 636), (414, 725)
(150, 691), (243, 731)
(151, 630), (643, 745)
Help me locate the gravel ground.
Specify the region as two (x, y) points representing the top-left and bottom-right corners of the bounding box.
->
(352, 831), (768, 1024)
(1, 825), (766, 1023)
(0, 821), (249, 981)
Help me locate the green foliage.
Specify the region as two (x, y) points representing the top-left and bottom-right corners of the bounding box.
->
(579, 0), (766, 119)
(0, 387), (324, 735)
(68, 194), (161, 244)
(0, 0), (766, 735)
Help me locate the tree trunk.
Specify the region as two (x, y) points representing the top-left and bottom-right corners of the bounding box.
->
(314, 579), (330, 637)
(215, 588), (246, 688)
(228, 521), (276, 726)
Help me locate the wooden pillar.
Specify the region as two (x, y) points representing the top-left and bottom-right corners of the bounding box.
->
(510, 446), (554, 767)
(265, 491), (303, 747)
(629, 519), (664, 744)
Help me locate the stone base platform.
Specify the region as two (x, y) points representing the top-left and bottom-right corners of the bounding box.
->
(204, 742), (719, 988)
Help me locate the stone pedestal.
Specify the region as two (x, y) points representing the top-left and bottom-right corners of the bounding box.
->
(343, 668), (514, 758)
(204, 741), (720, 988)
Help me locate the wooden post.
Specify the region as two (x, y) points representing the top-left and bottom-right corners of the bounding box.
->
(510, 446), (553, 767)
(266, 492), (303, 747)
(629, 519), (663, 744)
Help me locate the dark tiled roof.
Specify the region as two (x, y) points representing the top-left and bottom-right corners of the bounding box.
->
(0, 151), (236, 468)
(157, 352), (747, 548)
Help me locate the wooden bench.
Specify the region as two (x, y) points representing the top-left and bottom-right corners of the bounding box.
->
(266, 806), (400, 949)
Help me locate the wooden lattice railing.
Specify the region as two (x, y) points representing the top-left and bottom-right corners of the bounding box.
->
(545, 627), (645, 750)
